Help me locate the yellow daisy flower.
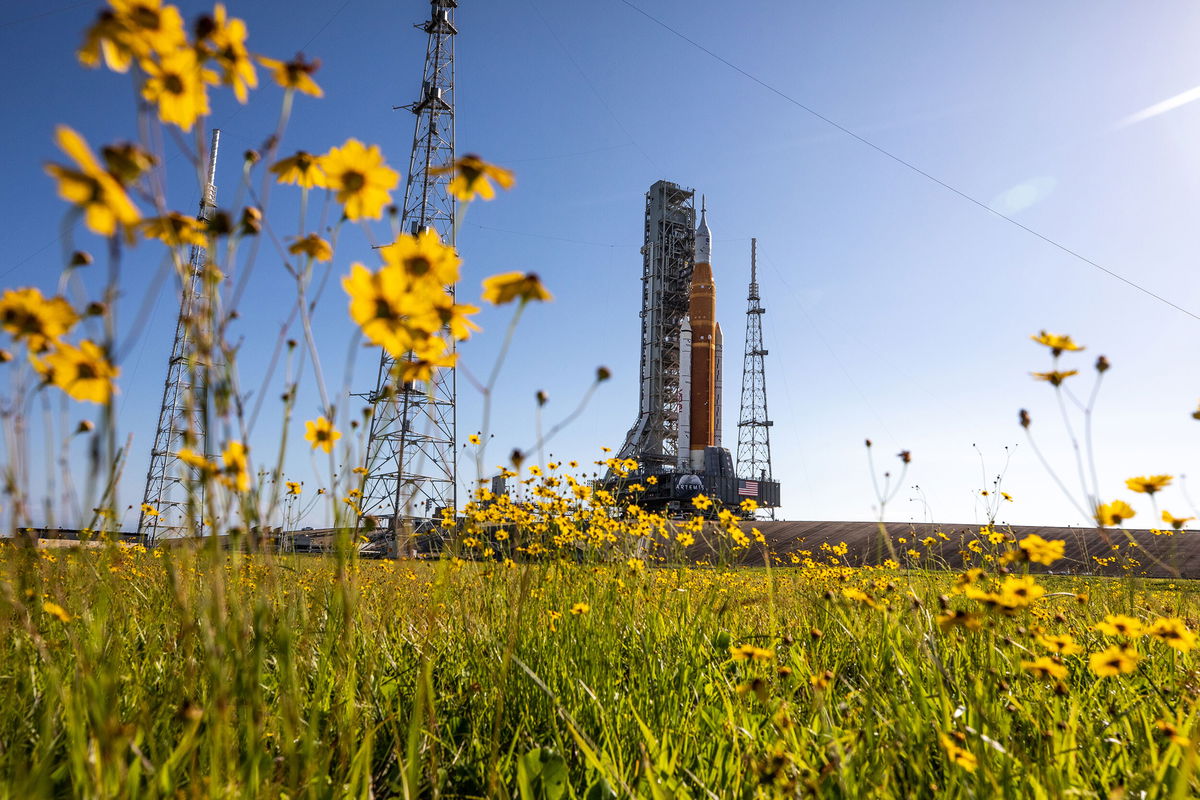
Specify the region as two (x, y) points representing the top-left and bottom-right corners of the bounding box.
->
(1125, 475), (1173, 495)
(44, 126), (141, 238)
(430, 154), (514, 201)
(270, 151), (327, 189)
(304, 416), (341, 453)
(481, 272), (553, 305)
(379, 228), (460, 285)
(319, 139), (398, 220)
(141, 212), (207, 247)
(1031, 331), (1084, 355)
(32, 339), (119, 404)
(1095, 500), (1135, 527)
(196, 3), (257, 103)
(287, 233), (333, 262)
(220, 440), (250, 492)
(0, 288), (79, 352)
(140, 46), (219, 131)
(258, 53), (322, 97)
(1089, 645), (1139, 677)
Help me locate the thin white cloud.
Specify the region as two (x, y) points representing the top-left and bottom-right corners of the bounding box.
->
(1118, 84), (1200, 128)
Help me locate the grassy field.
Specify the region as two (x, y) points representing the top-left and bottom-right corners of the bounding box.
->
(3, 540), (1198, 798)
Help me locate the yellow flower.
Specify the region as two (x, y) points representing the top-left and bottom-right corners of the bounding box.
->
(1155, 719), (1192, 748)
(691, 494), (713, 511)
(1089, 645), (1139, 677)
(140, 46), (219, 131)
(468, 434), (481, 445)
(1162, 510), (1194, 530)
(220, 440), (250, 492)
(1031, 331), (1084, 355)
(729, 643), (774, 662)
(1018, 534), (1065, 566)
(42, 601), (72, 623)
(176, 447), (214, 473)
(1036, 633), (1082, 655)
(78, 0), (187, 73)
(481, 272), (553, 305)
(141, 212), (207, 247)
(410, 294), (481, 342)
(304, 416), (341, 453)
(258, 53), (323, 97)
(1146, 618), (1196, 652)
(1021, 656), (1068, 680)
(319, 139), (399, 220)
(270, 151), (327, 188)
(740, 498), (758, 514)
(342, 262), (422, 356)
(33, 340), (119, 404)
(394, 335), (456, 384)
(936, 610), (983, 632)
(285, 481), (302, 495)
(1125, 475), (1173, 495)
(287, 233), (333, 262)
(140, 503), (159, 517)
(45, 126), (141, 238)
(379, 229), (461, 285)
(1095, 500), (1135, 527)
(101, 142), (157, 185)
(1031, 370), (1078, 387)
(0, 288), (79, 352)
(1095, 614), (1144, 637)
(196, 3), (257, 103)
(430, 154), (514, 201)
(999, 574), (1044, 607)
(570, 602), (590, 615)
(939, 734), (977, 773)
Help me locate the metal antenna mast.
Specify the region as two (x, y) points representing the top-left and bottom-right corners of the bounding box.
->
(736, 238), (774, 517)
(359, 0), (458, 540)
(140, 129), (220, 543)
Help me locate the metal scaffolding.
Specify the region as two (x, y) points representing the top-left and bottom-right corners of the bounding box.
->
(618, 180), (696, 469)
(736, 238), (774, 516)
(139, 130), (220, 542)
(358, 0), (458, 537)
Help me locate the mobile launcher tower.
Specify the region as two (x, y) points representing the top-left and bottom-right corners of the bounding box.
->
(607, 180), (781, 515)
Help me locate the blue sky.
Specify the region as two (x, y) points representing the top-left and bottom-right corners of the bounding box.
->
(3, 1), (1200, 530)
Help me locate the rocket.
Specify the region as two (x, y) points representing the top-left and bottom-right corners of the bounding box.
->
(686, 198), (722, 470)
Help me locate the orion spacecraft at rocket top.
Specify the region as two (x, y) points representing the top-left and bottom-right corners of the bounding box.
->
(612, 180), (780, 514)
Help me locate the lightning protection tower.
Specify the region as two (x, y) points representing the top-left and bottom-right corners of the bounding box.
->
(359, 0), (458, 537)
(736, 238), (775, 517)
(140, 130), (221, 543)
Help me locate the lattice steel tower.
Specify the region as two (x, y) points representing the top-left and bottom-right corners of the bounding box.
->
(359, 0), (458, 532)
(618, 181), (696, 469)
(736, 238), (774, 514)
(140, 130), (221, 543)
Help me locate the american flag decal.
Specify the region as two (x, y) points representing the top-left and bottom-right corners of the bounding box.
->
(738, 481), (759, 497)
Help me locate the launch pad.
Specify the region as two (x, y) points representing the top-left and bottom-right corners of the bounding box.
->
(605, 180), (781, 516)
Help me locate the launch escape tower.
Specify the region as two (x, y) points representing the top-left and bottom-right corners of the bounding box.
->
(736, 238), (775, 518)
(612, 181), (780, 515)
(140, 131), (221, 543)
(358, 0), (458, 536)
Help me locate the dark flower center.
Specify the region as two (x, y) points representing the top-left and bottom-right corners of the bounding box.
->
(405, 255), (431, 276)
(343, 171), (365, 192)
(164, 73), (185, 95)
